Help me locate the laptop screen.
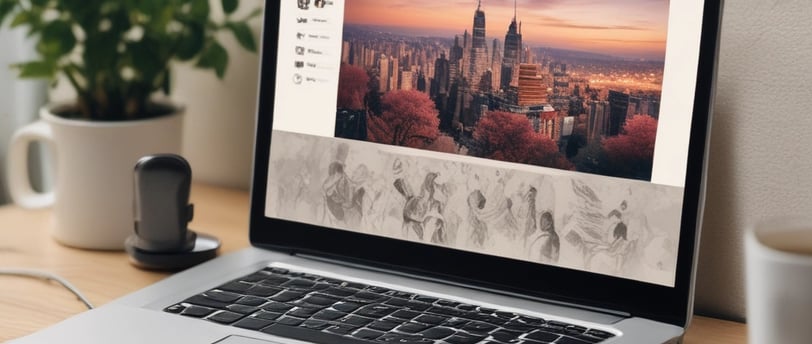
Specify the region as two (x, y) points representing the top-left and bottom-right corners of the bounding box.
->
(254, 0), (720, 325)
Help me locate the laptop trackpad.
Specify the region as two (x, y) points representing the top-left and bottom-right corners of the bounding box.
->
(213, 335), (283, 344)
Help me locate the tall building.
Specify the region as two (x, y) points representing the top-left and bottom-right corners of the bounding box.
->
(379, 54), (390, 92)
(490, 39), (502, 92)
(608, 90), (630, 136)
(467, 2), (489, 90)
(588, 100), (610, 141)
(390, 57), (399, 91)
(400, 70), (413, 90)
(432, 53), (450, 97)
(517, 64), (547, 106)
(501, 0), (522, 90)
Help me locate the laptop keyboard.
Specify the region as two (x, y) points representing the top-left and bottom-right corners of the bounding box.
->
(164, 266), (616, 344)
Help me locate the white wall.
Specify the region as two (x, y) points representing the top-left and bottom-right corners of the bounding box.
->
(173, 0), (262, 189)
(0, 28), (48, 204)
(696, 0), (812, 321)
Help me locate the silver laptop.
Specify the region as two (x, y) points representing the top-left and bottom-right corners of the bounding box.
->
(14, 0), (723, 343)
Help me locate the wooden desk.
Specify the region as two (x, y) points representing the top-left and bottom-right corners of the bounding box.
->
(0, 183), (746, 342)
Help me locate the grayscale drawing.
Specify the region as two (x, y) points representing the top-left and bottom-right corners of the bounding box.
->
(267, 131), (683, 286)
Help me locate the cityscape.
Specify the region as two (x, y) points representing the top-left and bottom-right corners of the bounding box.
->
(334, 0), (668, 181)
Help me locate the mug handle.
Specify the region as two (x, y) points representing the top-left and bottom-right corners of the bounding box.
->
(7, 120), (55, 208)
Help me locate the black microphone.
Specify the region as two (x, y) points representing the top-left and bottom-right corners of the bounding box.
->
(125, 154), (220, 270)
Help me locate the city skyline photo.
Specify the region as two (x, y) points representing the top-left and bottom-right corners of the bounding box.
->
(344, 0), (669, 61)
(335, 0), (669, 182)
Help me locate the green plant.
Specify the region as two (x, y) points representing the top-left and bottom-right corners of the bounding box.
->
(0, 0), (261, 120)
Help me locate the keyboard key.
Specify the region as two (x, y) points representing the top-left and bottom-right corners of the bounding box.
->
(413, 314), (448, 325)
(524, 330), (560, 342)
(226, 304), (259, 314)
(321, 286), (358, 297)
(490, 329), (523, 342)
(395, 321), (430, 334)
(262, 301), (295, 313)
(556, 336), (593, 344)
(355, 304), (399, 318)
(368, 318), (403, 332)
(337, 315), (374, 327)
(236, 295), (267, 306)
(217, 281), (252, 293)
(378, 333), (433, 343)
(300, 293), (342, 306)
(269, 290), (305, 302)
(164, 304), (185, 313)
(181, 305), (216, 318)
(253, 310), (283, 321)
(184, 295), (229, 309)
(312, 308), (348, 321)
(390, 309), (421, 320)
(301, 319), (332, 330)
(275, 315), (305, 326)
(233, 317), (274, 331)
(287, 306), (321, 318)
(203, 290), (242, 303)
(207, 310), (244, 324)
(353, 291), (389, 302)
(445, 333), (486, 344)
(461, 320), (498, 333)
(246, 285), (282, 297)
(281, 278), (317, 289)
(420, 326), (456, 339)
(333, 301), (364, 312)
(324, 323), (360, 335)
(352, 328), (385, 340)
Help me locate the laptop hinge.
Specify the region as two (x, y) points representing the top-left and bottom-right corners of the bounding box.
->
(293, 252), (632, 320)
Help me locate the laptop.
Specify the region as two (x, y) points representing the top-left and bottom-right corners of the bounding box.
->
(14, 0), (722, 343)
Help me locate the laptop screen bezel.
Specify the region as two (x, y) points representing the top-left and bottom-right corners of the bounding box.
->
(249, 0), (723, 327)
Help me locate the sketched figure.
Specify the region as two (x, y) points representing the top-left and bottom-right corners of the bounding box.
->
(322, 161), (365, 228)
(467, 189), (488, 247)
(604, 200), (636, 271)
(519, 187), (538, 239)
(527, 211), (560, 263)
(394, 172), (448, 243)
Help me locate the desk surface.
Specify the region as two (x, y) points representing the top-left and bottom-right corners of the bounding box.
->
(0, 183), (747, 342)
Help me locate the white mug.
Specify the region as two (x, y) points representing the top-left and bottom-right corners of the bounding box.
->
(7, 106), (183, 250)
(746, 216), (812, 344)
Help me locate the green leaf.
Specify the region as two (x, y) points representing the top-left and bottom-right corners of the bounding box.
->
(175, 22), (205, 60)
(37, 20), (76, 58)
(10, 10), (33, 27)
(225, 21), (256, 52)
(0, 2), (16, 25)
(14, 60), (57, 78)
(196, 41), (229, 79)
(222, 0), (238, 15)
(190, 0), (210, 21)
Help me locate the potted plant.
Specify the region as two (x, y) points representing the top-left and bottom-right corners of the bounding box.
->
(1, 0), (261, 250)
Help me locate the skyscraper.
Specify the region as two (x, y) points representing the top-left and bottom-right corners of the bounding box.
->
(501, 0), (522, 90)
(467, 1), (489, 92)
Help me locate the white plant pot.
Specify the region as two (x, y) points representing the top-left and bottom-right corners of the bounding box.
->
(7, 103), (184, 250)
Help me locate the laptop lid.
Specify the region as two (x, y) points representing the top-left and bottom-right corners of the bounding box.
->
(250, 0), (722, 328)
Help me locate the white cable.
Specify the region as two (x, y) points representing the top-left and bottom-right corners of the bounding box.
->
(0, 268), (94, 309)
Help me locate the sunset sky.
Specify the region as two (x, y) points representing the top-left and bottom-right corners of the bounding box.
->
(343, 0), (669, 60)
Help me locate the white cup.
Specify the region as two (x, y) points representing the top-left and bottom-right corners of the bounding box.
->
(746, 216), (812, 344)
(6, 106), (182, 250)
